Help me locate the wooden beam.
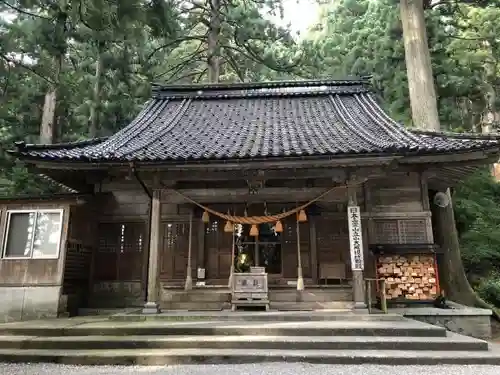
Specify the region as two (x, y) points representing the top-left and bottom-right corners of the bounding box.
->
(164, 187), (346, 204)
(400, 151), (492, 164)
(29, 155), (399, 171)
(116, 165), (396, 183)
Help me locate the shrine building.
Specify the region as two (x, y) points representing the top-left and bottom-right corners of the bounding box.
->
(0, 79), (498, 318)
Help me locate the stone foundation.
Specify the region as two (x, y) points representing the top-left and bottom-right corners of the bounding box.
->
(392, 302), (492, 339)
(0, 286), (61, 323)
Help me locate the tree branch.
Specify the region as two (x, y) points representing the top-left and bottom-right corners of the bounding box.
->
(145, 34), (207, 63)
(77, 0), (106, 32)
(0, 0), (52, 20)
(223, 47), (245, 82)
(1, 63), (11, 97)
(0, 53), (54, 84)
(196, 68), (208, 83)
(153, 44), (206, 80)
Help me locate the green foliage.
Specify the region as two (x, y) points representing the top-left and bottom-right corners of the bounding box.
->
(301, 0), (500, 131)
(476, 274), (500, 307)
(454, 169), (500, 281)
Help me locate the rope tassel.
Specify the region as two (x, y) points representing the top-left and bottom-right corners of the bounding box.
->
(172, 180), (368, 224)
(250, 224), (259, 237)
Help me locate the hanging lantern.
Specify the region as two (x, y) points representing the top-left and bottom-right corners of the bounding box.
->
(250, 224), (259, 236)
(224, 220), (234, 233)
(298, 209), (307, 222)
(275, 220), (283, 233)
(202, 210), (210, 223)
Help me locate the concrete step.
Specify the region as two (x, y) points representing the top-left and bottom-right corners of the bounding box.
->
(0, 332), (486, 351)
(0, 347), (499, 365)
(0, 320), (447, 338)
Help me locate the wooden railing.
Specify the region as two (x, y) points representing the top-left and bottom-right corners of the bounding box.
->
(364, 278), (388, 314)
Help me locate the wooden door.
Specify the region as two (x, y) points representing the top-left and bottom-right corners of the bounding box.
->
(205, 219), (232, 280)
(316, 216), (350, 278)
(281, 217), (310, 279)
(159, 221), (190, 281)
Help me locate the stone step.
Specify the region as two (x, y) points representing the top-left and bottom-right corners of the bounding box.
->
(109, 311), (390, 322)
(0, 332), (486, 351)
(269, 289), (352, 302)
(162, 290), (231, 303)
(270, 301), (352, 310)
(78, 308), (138, 316)
(159, 302), (230, 310)
(0, 320), (447, 338)
(0, 347), (499, 365)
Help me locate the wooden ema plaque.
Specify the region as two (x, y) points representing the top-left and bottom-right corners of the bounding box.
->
(376, 253), (440, 301)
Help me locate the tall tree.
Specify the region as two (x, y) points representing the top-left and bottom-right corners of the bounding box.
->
(399, 0), (499, 314)
(147, 0), (301, 83)
(400, 0), (440, 131)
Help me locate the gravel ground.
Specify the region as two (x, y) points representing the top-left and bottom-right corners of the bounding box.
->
(1, 363), (500, 375)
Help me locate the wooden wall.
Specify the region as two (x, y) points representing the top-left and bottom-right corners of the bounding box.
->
(90, 171), (433, 293)
(365, 172), (433, 245)
(89, 182), (149, 307)
(0, 201), (71, 286)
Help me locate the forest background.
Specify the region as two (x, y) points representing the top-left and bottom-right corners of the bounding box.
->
(1, 0), (500, 306)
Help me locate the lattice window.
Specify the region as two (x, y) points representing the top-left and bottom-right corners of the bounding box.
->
(373, 219), (428, 244)
(374, 221), (399, 244)
(399, 220), (427, 244)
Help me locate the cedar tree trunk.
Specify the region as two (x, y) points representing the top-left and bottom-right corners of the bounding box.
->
(400, 0), (498, 316)
(400, 0), (440, 131)
(39, 53), (62, 144)
(89, 42), (104, 138)
(207, 0), (221, 83)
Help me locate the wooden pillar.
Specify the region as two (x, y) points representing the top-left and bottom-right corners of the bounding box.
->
(347, 183), (367, 309)
(184, 209), (194, 290)
(228, 226), (235, 289)
(142, 189), (162, 314)
(197, 216), (206, 281)
(309, 215), (318, 284)
(296, 218), (304, 291)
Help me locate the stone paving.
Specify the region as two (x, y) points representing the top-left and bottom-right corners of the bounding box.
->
(1, 363), (500, 375)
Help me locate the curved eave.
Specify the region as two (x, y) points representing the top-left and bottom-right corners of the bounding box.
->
(11, 146), (500, 173)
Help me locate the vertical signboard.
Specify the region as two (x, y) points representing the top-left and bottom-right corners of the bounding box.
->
(347, 205), (364, 271)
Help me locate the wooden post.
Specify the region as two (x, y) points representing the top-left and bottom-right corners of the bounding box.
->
(142, 189), (161, 314)
(296, 218), (304, 291)
(380, 279), (388, 314)
(197, 216), (206, 282)
(228, 226), (235, 289)
(347, 183), (366, 309)
(184, 209), (193, 291)
(309, 216), (318, 284)
(366, 279), (372, 314)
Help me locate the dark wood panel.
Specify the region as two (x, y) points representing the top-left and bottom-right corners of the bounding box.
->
(316, 216), (350, 276)
(159, 221), (192, 280)
(205, 219), (231, 279)
(282, 218), (310, 278)
(94, 222), (145, 281)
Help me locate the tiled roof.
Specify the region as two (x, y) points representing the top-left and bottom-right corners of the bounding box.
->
(11, 79), (499, 163)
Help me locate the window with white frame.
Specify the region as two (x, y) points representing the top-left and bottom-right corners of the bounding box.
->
(3, 209), (64, 259)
